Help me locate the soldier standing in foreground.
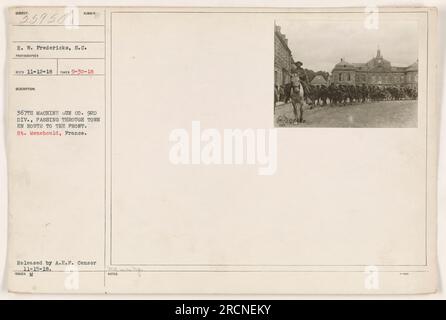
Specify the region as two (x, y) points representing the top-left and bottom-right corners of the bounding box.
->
(289, 71), (305, 124)
(294, 61), (311, 98)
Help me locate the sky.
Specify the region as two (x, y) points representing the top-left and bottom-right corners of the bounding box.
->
(277, 19), (418, 72)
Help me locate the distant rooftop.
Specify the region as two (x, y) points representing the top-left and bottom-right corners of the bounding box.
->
(332, 49), (417, 73)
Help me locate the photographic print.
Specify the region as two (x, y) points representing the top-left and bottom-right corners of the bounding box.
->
(274, 19), (418, 127)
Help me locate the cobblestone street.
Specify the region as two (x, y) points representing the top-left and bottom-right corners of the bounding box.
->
(274, 100), (418, 128)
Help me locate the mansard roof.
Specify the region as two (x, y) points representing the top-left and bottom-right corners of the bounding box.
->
(333, 58), (355, 71)
(332, 50), (417, 74)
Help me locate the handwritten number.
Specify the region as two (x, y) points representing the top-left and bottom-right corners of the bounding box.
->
(16, 12), (72, 25)
(47, 13), (57, 24)
(38, 13), (48, 25)
(57, 13), (71, 25)
(29, 14), (38, 25)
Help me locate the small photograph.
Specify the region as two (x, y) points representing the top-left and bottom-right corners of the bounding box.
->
(274, 19), (418, 128)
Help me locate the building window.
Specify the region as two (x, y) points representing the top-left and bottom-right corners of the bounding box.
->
(282, 68), (287, 85)
(339, 73), (342, 81)
(347, 73), (351, 81)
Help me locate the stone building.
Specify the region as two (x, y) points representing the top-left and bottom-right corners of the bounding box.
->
(274, 25), (294, 87)
(332, 49), (418, 88)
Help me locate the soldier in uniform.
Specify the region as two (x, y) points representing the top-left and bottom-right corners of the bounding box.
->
(319, 84), (328, 106)
(294, 61), (311, 98)
(327, 83), (337, 105)
(289, 71), (305, 124)
(360, 84), (368, 103)
(279, 85), (285, 101)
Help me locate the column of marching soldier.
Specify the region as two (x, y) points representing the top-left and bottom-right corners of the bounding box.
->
(275, 82), (418, 108)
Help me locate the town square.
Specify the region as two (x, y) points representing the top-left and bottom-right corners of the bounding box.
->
(274, 20), (418, 127)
